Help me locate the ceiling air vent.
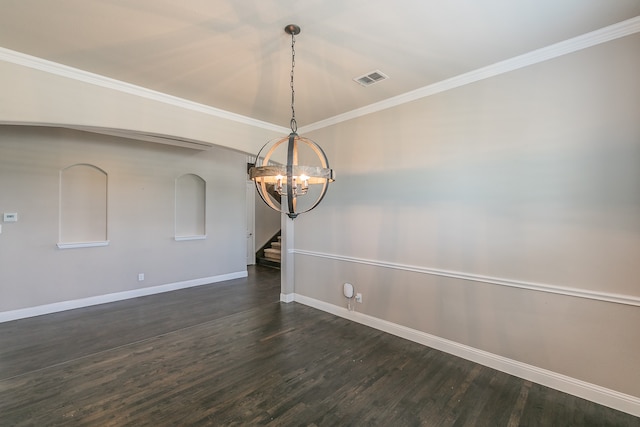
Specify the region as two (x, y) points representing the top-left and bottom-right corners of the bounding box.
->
(353, 70), (389, 87)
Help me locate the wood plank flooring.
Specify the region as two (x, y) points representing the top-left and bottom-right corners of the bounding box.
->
(0, 266), (638, 426)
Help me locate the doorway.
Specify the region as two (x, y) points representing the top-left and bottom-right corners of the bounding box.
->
(246, 181), (256, 265)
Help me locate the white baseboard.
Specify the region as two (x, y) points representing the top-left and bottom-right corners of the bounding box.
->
(293, 293), (640, 418)
(280, 293), (295, 303)
(0, 271), (248, 323)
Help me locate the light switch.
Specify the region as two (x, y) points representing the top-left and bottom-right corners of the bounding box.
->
(3, 213), (18, 222)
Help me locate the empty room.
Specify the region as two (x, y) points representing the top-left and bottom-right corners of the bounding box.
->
(1, 1), (639, 425)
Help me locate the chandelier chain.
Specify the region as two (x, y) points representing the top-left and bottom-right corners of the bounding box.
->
(290, 32), (297, 133)
(249, 24), (333, 220)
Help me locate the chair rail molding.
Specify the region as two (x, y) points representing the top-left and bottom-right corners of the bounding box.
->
(293, 249), (640, 307)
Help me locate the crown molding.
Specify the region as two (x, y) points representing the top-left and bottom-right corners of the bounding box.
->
(299, 15), (640, 133)
(0, 47), (289, 134)
(1, 16), (638, 135)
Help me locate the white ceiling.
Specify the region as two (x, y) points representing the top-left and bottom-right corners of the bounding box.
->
(1, 0), (639, 129)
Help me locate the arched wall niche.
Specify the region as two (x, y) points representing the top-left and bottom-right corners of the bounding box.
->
(175, 173), (206, 241)
(58, 163), (108, 248)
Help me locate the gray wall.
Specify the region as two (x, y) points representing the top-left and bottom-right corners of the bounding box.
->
(0, 126), (247, 312)
(293, 33), (640, 398)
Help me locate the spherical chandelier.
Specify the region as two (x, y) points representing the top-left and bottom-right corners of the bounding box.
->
(249, 24), (335, 219)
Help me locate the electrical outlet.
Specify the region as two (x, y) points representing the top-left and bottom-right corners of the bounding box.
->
(138, 273), (145, 281)
(355, 293), (363, 303)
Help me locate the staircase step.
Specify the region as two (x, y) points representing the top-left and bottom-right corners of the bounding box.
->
(255, 232), (282, 269)
(264, 248), (281, 260)
(257, 257), (280, 269)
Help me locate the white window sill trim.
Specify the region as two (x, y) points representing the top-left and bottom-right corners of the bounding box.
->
(175, 235), (207, 241)
(57, 241), (110, 249)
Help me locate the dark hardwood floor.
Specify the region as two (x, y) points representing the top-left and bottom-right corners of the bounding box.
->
(0, 265), (638, 426)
